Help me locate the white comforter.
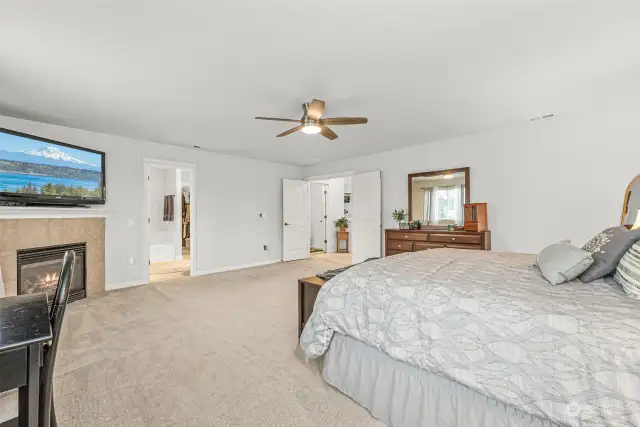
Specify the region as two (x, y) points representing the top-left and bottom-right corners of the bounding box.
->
(301, 249), (640, 427)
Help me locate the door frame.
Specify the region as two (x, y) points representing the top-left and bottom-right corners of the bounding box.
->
(143, 157), (197, 282)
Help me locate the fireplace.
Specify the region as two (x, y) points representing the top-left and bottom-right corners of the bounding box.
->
(17, 243), (87, 303)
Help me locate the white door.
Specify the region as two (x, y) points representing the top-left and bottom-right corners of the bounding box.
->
(351, 171), (382, 264)
(310, 183), (327, 252)
(283, 179), (310, 261)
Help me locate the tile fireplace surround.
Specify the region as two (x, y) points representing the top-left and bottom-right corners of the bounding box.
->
(0, 218), (105, 297)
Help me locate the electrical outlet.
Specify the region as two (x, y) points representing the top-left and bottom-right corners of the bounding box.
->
(126, 219), (134, 227)
(263, 245), (268, 251)
(128, 257), (135, 266)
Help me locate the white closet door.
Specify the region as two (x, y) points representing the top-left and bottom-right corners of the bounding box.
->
(282, 179), (310, 261)
(351, 171), (382, 264)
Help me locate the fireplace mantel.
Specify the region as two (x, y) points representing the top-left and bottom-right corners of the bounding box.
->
(0, 207), (111, 220)
(0, 218), (105, 297)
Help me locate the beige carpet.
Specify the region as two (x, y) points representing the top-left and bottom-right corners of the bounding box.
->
(2, 254), (382, 427)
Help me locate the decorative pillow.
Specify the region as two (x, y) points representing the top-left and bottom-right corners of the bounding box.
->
(614, 242), (640, 299)
(536, 242), (594, 285)
(579, 227), (640, 282)
(534, 239), (571, 266)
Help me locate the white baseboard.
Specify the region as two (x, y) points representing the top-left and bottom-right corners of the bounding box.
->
(105, 279), (148, 291)
(193, 259), (282, 276)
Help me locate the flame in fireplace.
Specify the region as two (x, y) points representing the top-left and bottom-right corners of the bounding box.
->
(44, 272), (59, 287)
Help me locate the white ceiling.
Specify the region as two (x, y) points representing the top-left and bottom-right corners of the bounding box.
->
(1, 0), (638, 166)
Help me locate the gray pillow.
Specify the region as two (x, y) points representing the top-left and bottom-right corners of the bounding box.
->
(614, 242), (640, 299)
(537, 242), (594, 285)
(579, 226), (640, 282)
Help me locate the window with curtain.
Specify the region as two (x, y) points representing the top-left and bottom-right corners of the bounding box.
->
(424, 185), (463, 224)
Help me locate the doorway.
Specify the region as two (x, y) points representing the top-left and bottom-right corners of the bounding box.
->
(144, 159), (196, 283)
(310, 182), (328, 253)
(306, 171), (381, 265)
(308, 177), (348, 259)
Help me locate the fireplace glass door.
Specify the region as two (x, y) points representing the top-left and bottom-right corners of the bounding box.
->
(17, 243), (87, 303)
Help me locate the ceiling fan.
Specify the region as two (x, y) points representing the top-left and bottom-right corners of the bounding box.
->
(255, 99), (368, 140)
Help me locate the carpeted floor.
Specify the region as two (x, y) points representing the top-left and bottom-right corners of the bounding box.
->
(2, 253), (381, 427)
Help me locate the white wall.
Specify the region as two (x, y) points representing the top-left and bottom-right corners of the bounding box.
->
(149, 167), (174, 246)
(0, 115), (302, 288)
(180, 169), (193, 187)
(304, 110), (640, 254)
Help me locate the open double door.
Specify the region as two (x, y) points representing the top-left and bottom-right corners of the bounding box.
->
(282, 171), (381, 264)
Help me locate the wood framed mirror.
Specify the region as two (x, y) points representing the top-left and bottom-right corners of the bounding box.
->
(621, 174), (640, 229)
(408, 167), (470, 226)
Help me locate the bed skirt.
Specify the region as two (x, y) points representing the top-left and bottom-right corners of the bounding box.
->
(323, 333), (560, 427)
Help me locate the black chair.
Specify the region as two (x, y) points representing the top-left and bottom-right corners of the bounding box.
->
(39, 250), (75, 427)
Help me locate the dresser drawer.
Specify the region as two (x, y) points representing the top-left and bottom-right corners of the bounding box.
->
(414, 242), (445, 251)
(387, 231), (428, 242)
(387, 240), (414, 251)
(429, 234), (482, 245)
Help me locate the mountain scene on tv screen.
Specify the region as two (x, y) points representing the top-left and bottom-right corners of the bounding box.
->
(0, 133), (103, 199)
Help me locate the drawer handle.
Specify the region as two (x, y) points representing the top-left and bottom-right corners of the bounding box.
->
(404, 235), (408, 239)
(451, 237), (456, 241)
(398, 245), (402, 248)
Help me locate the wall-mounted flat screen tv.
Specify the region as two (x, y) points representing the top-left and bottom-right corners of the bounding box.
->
(0, 128), (106, 205)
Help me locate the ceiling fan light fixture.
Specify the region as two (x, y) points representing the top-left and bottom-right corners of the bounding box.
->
(255, 99), (368, 140)
(301, 124), (321, 135)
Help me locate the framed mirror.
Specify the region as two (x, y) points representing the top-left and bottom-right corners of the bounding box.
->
(408, 167), (470, 226)
(622, 174), (640, 229)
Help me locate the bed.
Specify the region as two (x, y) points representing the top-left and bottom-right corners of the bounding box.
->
(300, 249), (640, 427)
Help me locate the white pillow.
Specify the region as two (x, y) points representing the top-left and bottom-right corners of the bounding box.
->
(535, 239), (571, 267)
(537, 242), (594, 285)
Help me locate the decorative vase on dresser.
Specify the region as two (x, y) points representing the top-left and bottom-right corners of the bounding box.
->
(384, 229), (491, 256)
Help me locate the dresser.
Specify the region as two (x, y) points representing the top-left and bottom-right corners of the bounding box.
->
(385, 229), (491, 256)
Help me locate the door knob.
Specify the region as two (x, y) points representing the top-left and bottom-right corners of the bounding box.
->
(284, 222), (290, 226)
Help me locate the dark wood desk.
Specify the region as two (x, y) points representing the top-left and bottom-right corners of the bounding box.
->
(0, 293), (52, 427)
(298, 276), (327, 337)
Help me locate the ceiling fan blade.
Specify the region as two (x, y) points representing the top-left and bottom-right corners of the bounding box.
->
(306, 99), (326, 120)
(320, 117), (368, 125)
(319, 125), (338, 140)
(276, 125), (302, 137)
(255, 117), (301, 123)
